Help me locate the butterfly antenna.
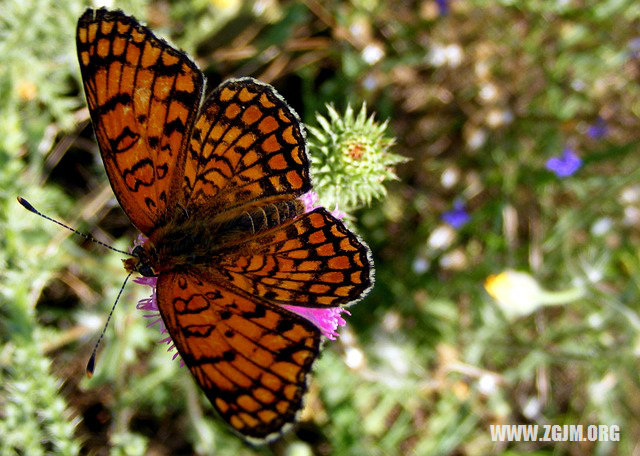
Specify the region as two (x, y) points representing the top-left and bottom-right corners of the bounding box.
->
(86, 272), (132, 378)
(17, 196), (133, 257)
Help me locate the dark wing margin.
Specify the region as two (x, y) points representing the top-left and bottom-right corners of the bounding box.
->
(156, 271), (321, 443)
(77, 8), (204, 234)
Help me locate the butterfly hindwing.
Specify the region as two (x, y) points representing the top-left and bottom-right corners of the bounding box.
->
(215, 208), (374, 308)
(156, 271), (321, 442)
(183, 78), (312, 218)
(77, 9), (203, 234)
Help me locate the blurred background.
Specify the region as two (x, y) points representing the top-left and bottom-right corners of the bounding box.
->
(2, 0), (640, 454)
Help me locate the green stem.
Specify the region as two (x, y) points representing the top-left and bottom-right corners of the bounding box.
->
(539, 287), (585, 305)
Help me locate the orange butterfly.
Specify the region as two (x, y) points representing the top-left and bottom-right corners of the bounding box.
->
(76, 8), (373, 442)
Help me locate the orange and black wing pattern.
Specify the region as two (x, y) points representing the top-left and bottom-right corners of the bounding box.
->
(77, 7), (375, 444)
(216, 208), (374, 308)
(77, 9), (203, 234)
(156, 272), (320, 443)
(182, 78), (311, 217)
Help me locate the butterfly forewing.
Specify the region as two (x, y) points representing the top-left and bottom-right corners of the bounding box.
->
(156, 272), (320, 442)
(77, 9), (203, 234)
(183, 78), (312, 218)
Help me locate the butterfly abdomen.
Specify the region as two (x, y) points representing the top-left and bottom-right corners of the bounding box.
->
(216, 199), (304, 236)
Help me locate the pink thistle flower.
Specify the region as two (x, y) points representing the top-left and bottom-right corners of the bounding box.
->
(282, 305), (351, 340)
(133, 275), (185, 367)
(301, 191), (346, 220)
(330, 205), (347, 220)
(132, 236), (184, 367)
(132, 233), (147, 248)
(301, 191), (320, 212)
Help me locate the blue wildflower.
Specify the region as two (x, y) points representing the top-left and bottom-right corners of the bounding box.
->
(629, 37), (640, 58)
(545, 147), (582, 178)
(436, 0), (449, 15)
(587, 117), (608, 139)
(442, 199), (470, 228)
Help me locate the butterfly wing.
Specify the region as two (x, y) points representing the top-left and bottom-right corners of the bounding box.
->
(176, 77), (373, 306)
(156, 271), (321, 442)
(215, 208), (374, 308)
(182, 78), (311, 218)
(77, 9), (204, 234)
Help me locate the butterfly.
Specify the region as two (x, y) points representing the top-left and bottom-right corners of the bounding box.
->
(76, 8), (373, 443)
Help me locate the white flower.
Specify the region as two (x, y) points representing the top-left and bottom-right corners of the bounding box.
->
(589, 373), (617, 405)
(429, 44), (448, 67)
(444, 44), (463, 67)
(478, 374), (498, 395)
(412, 257), (429, 274)
(591, 217), (613, 236)
(484, 270), (585, 321)
(485, 271), (544, 320)
(428, 225), (456, 250)
(439, 249), (467, 270)
(624, 206), (640, 226)
(440, 167), (460, 188)
(465, 127), (487, 150)
(620, 185), (640, 204)
(429, 43), (463, 68)
(522, 397), (542, 419)
(486, 109), (514, 128)
(479, 83), (498, 103)
(362, 43), (384, 65)
(344, 347), (365, 369)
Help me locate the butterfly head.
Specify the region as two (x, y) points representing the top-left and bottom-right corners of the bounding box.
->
(124, 245), (157, 277)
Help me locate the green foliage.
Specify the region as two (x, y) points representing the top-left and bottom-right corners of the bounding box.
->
(0, 344), (80, 455)
(4, 0), (640, 455)
(0, 0), (106, 159)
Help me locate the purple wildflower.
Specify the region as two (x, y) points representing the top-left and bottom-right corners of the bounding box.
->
(442, 200), (470, 228)
(436, 0), (449, 15)
(628, 37), (640, 58)
(546, 147), (582, 178)
(587, 117), (608, 139)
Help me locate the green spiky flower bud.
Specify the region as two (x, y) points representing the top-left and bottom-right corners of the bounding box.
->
(307, 103), (406, 212)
